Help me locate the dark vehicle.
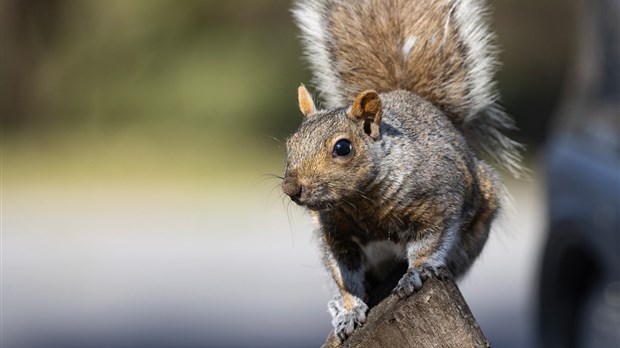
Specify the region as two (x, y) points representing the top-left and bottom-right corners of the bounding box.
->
(538, 0), (620, 347)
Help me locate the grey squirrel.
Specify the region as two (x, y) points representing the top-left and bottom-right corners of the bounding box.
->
(282, 0), (522, 341)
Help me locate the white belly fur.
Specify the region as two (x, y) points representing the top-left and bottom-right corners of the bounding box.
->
(361, 240), (406, 271)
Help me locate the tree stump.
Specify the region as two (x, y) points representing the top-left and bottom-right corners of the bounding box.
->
(321, 267), (490, 348)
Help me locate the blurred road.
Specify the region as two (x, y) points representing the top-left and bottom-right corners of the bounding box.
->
(2, 172), (544, 348)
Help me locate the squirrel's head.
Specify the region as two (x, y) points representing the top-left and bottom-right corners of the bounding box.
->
(282, 84), (382, 211)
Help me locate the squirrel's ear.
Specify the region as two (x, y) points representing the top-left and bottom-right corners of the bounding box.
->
(297, 84), (316, 118)
(349, 90), (382, 139)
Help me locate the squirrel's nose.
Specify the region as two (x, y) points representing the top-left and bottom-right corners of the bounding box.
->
(282, 179), (303, 202)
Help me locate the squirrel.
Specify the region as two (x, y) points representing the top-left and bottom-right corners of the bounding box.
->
(282, 0), (523, 341)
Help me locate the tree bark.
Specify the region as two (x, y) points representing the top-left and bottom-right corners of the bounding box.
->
(322, 267), (490, 348)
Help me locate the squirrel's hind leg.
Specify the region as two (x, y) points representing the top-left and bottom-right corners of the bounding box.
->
(447, 162), (500, 278)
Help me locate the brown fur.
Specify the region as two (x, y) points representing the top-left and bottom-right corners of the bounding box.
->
(330, 0), (469, 120)
(287, 0), (517, 341)
(293, 0), (524, 175)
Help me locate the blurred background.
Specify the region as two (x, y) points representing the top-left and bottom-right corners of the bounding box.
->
(2, 0), (618, 347)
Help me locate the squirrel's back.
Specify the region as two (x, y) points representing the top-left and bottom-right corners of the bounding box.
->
(293, 0), (522, 175)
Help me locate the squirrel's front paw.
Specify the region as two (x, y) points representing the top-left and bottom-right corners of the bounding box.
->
(393, 269), (423, 298)
(327, 295), (344, 318)
(330, 298), (368, 341)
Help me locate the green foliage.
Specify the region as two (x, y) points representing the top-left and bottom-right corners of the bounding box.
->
(7, 0), (306, 137)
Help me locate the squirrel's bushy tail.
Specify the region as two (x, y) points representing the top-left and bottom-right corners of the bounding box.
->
(293, 0), (523, 176)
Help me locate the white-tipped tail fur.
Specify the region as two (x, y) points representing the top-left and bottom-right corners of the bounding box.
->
(292, 0), (523, 175)
(292, 0), (344, 107)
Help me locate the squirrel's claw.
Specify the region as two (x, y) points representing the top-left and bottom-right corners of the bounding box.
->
(419, 263), (442, 281)
(327, 295), (344, 318)
(330, 300), (368, 341)
(393, 269), (423, 298)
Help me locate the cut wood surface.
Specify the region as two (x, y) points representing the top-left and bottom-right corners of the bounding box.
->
(322, 268), (490, 348)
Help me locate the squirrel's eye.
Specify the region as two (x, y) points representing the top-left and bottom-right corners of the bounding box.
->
(333, 139), (352, 157)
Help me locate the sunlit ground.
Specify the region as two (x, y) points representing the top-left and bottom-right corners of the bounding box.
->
(2, 133), (545, 348)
